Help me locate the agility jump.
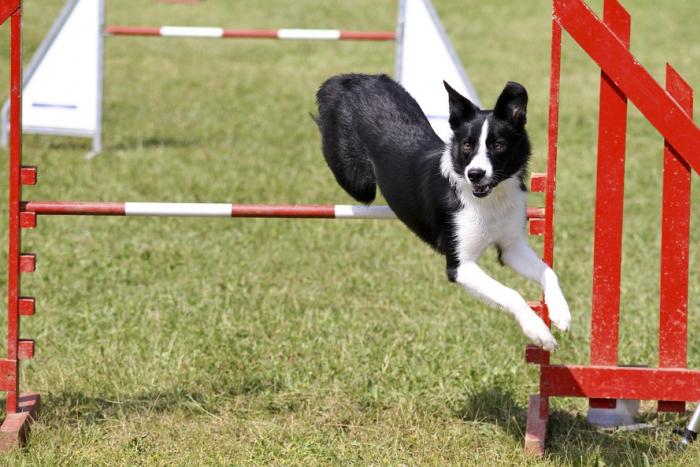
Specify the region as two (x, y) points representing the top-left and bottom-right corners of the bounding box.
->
(523, 0), (699, 456)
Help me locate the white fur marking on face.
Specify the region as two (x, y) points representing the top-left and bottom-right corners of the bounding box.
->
(466, 119), (492, 180)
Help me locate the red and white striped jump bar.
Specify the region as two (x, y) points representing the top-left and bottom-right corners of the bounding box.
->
(21, 201), (545, 220)
(105, 26), (397, 41)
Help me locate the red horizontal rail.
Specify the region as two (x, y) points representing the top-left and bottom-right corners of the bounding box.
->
(541, 365), (700, 401)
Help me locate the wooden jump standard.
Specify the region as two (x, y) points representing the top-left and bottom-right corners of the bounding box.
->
(524, 0), (700, 456)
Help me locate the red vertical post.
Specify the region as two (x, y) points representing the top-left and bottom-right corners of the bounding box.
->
(0, 3), (42, 449)
(657, 65), (692, 413)
(540, 14), (563, 386)
(543, 23), (561, 271)
(588, 0), (630, 404)
(5, 6), (23, 415)
(525, 18), (563, 455)
(539, 13), (561, 365)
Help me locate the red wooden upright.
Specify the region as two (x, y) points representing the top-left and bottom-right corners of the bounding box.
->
(0, 0), (40, 452)
(588, 0), (629, 410)
(523, 15), (562, 455)
(657, 65), (693, 413)
(525, 0), (700, 456)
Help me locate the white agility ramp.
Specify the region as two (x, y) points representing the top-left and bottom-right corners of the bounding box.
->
(396, 0), (480, 141)
(0, 0), (104, 157)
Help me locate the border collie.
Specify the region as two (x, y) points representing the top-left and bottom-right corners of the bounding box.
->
(315, 74), (570, 350)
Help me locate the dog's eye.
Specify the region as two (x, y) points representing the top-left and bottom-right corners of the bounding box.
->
(462, 142), (472, 152)
(494, 142), (505, 152)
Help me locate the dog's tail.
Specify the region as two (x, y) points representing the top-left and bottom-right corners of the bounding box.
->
(314, 76), (377, 204)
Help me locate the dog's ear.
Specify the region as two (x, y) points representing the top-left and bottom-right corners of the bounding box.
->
(494, 81), (528, 127)
(443, 81), (478, 130)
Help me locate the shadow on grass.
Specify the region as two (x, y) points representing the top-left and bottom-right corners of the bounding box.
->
(109, 135), (198, 151)
(23, 136), (93, 153)
(22, 134), (198, 154)
(38, 375), (287, 428)
(455, 386), (666, 464)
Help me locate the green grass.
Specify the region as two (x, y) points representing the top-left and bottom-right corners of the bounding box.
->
(0, 0), (698, 464)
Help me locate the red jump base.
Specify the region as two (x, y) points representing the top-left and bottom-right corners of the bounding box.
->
(0, 392), (40, 452)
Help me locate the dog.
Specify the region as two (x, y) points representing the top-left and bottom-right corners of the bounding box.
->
(314, 74), (570, 350)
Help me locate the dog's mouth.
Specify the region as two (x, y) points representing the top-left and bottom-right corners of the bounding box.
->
(471, 184), (493, 198)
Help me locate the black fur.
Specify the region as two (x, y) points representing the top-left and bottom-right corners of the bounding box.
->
(315, 74), (531, 272)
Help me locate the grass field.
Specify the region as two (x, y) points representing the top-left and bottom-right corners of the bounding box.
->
(0, 0), (699, 464)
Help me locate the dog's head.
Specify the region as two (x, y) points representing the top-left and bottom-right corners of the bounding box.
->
(441, 81), (531, 199)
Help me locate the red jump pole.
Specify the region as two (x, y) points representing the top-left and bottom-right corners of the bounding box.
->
(19, 201), (546, 221)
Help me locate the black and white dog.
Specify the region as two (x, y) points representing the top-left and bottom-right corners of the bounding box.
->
(315, 74), (570, 350)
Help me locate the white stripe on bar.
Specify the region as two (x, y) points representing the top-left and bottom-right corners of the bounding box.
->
(159, 26), (224, 38)
(125, 202), (232, 216)
(277, 29), (341, 40)
(334, 205), (396, 219)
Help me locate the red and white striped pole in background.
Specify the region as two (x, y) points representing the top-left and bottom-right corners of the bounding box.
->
(105, 26), (397, 41)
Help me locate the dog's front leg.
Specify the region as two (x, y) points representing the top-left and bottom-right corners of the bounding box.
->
(453, 261), (558, 351)
(499, 239), (571, 332)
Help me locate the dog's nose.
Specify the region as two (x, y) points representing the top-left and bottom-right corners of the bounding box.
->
(467, 168), (486, 183)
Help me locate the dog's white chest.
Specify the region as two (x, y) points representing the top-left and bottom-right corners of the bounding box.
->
(453, 178), (527, 262)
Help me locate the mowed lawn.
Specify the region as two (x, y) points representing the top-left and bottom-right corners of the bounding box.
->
(0, 0), (699, 464)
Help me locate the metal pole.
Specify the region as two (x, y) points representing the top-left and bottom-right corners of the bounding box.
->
(677, 404), (700, 448)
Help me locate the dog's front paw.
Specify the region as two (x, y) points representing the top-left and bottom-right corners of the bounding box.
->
(516, 309), (558, 352)
(546, 293), (571, 332)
